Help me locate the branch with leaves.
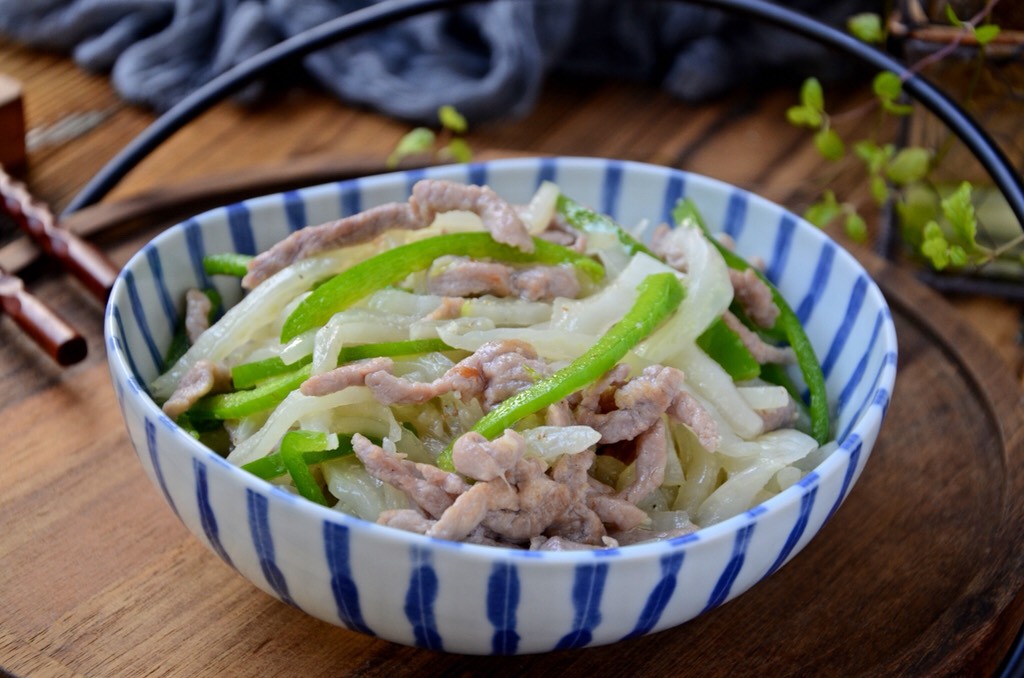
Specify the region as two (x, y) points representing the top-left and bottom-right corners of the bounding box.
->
(787, 2), (1020, 279)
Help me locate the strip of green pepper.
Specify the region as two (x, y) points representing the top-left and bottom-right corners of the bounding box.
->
(280, 233), (605, 341)
(232, 354), (313, 389)
(672, 198), (830, 444)
(437, 272), (684, 471)
(558, 192), (761, 383)
(555, 193), (656, 257)
(203, 253), (253, 278)
(242, 432), (358, 480)
(191, 338), (457, 420)
(279, 430), (333, 504)
(696, 317), (761, 382)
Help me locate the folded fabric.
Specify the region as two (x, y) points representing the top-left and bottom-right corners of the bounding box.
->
(0, 0), (877, 123)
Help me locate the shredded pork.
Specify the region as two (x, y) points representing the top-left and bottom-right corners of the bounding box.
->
(427, 258), (581, 301)
(242, 179), (533, 288)
(162, 359), (232, 419)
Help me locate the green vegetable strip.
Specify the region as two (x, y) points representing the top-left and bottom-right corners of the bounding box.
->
(242, 433), (357, 480)
(192, 338), (457, 420)
(203, 253), (253, 278)
(673, 198), (830, 444)
(559, 193), (763, 384)
(697, 317), (761, 382)
(279, 430), (332, 504)
(437, 272), (685, 471)
(232, 354), (314, 389)
(555, 193), (657, 257)
(280, 233), (605, 341)
(192, 366), (312, 420)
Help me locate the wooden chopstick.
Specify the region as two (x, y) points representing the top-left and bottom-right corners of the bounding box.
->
(0, 165), (119, 301)
(0, 266), (86, 365)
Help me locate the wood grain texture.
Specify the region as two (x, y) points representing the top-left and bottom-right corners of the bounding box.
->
(1, 38), (1022, 678)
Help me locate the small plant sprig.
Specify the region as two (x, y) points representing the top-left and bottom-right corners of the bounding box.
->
(787, 2), (1020, 278)
(387, 105), (472, 168)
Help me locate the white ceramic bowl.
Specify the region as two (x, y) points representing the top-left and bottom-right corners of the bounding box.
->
(105, 157), (897, 654)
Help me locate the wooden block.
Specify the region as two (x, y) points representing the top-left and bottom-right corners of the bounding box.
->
(0, 74), (26, 170)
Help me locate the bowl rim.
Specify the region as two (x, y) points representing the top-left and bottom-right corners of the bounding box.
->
(104, 155), (898, 565)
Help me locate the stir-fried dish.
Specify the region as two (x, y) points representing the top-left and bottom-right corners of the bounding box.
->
(152, 179), (833, 550)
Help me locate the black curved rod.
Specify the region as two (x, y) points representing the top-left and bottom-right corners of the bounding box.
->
(63, 0), (1024, 232)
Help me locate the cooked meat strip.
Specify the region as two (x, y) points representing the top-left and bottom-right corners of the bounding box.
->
(352, 434), (468, 519)
(402, 429), (569, 543)
(721, 311), (795, 365)
(649, 223), (688, 271)
(575, 365), (719, 451)
(426, 482), (496, 542)
(429, 260), (511, 297)
(411, 180), (533, 253)
(545, 400), (575, 427)
(757, 397), (799, 432)
(575, 363), (629, 416)
(510, 265), (580, 301)
(377, 508), (434, 534)
(299, 357), (394, 396)
(481, 458), (572, 541)
(451, 430), (524, 482)
(184, 288), (212, 344)
(545, 448), (608, 545)
(667, 388), (721, 452)
(471, 343), (550, 408)
(162, 359), (232, 419)
(364, 367), (463, 406)
(242, 179), (532, 288)
(585, 479), (649, 531)
(364, 339), (547, 410)
(242, 202), (420, 288)
(616, 419), (668, 505)
(729, 267), (779, 329)
(538, 215), (586, 252)
(427, 258), (581, 302)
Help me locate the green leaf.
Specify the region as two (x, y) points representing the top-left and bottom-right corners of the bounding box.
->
(848, 13), (884, 43)
(882, 100), (915, 116)
(921, 221), (950, 270)
(443, 137), (473, 164)
(813, 128), (845, 161)
(854, 139), (892, 174)
(386, 127), (435, 168)
(941, 181), (977, 246)
(870, 175), (890, 205)
(897, 184), (941, 230)
(886, 147), (931, 185)
(800, 78), (825, 113)
(786, 105), (822, 128)
(948, 245), (969, 267)
(873, 71), (904, 102)
(945, 4), (963, 27)
(804, 190), (840, 227)
(438, 105), (468, 134)
(844, 211), (868, 242)
(975, 24), (1001, 46)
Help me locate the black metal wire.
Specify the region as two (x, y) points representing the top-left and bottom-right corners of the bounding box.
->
(63, 0), (1024, 242)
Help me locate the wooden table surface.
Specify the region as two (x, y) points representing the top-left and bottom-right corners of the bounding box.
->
(2, 35), (1023, 677)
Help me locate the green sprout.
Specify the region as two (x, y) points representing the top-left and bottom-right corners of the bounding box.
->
(387, 105), (473, 168)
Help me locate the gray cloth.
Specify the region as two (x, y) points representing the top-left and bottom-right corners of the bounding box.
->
(0, 0), (877, 123)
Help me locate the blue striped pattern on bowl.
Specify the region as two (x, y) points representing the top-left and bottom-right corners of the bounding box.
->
(105, 157), (897, 654)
